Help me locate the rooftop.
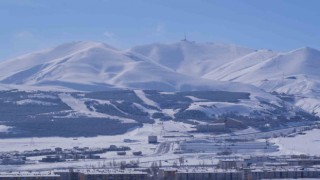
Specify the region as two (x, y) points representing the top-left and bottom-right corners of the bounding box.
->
(74, 169), (147, 175)
(0, 171), (59, 177)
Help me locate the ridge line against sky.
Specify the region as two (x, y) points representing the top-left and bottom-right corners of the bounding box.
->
(1, 0), (320, 61)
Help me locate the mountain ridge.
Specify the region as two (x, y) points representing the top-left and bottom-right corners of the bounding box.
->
(1, 40), (320, 116)
(0, 41), (271, 96)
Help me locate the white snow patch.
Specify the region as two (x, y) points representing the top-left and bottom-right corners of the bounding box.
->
(162, 109), (179, 118)
(27, 94), (58, 99)
(186, 101), (257, 117)
(271, 128), (320, 155)
(15, 99), (57, 106)
(0, 125), (11, 133)
(185, 96), (207, 101)
(233, 127), (260, 135)
(132, 103), (157, 115)
(134, 90), (159, 109)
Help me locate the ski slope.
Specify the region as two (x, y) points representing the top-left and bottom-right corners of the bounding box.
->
(58, 93), (136, 123)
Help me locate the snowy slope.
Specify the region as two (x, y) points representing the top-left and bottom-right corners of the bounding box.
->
(0, 41), (319, 136)
(205, 47), (320, 83)
(204, 47), (320, 116)
(203, 49), (277, 80)
(58, 93), (136, 123)
(1, 40), (319, 117)
(0, 41), (213, 91)
(0, 41), (276, 99)
(130, 41), (254, 77)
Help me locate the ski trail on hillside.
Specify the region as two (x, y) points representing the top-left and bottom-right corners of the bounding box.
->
(134, 90), (160, 109)
(58, 93), (136, 123)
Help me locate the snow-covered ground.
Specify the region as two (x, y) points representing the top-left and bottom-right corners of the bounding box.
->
(0, 120), (196, 170)
(0, 120), (193, 152)
(271, 128), (320, 156)
(0, 121), (318, 170)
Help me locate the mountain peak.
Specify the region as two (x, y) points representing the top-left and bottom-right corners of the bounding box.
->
(290, 46), (320, 55)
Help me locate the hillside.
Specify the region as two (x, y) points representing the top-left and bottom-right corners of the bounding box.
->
(0, 90), (312, 138)
(0, 41), (318, 137)
(0, 41), (266, 94)
(204, 47), (320, 116)
(130, 40), (254, 77)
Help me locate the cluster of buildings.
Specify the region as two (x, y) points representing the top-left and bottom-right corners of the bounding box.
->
(1, 155), (320, 179)
(0, 169), (149, 180)
(218, 154), (320, 169)
(247, 167), (320, 179)
(0, 145), (131, 165)
(158, 166), (320, 180)
(1, 166), (320, 180)
(158, 155), (320, 179)
(159, 168), (243, 180)
(0, 171), (61, 180)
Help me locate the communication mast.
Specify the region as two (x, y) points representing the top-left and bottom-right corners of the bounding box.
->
(182, 33), (187, 41)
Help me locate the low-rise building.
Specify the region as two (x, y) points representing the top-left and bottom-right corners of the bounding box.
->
(218, 159), (245, 169)
(41, 155), (65, 162)
(287, 158), (320, 166)
(250, 167), (320, 179)
(117, 151), (126, 156)
(159, 167), (243, 180)
(148, 135), (158, 144)
(196, 123), (226, 132)
(0, 171), (60, 180)
(177, 168), (243, 180)
(75, 169), (148, 180)
(133, 151), (142, 156)
(0, 157), (25, 165)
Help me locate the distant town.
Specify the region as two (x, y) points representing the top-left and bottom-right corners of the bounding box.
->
(1, 122), (320, 179)
(2, 154), (320, 179)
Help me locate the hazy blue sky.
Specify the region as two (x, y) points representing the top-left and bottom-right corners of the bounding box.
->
(1, 0), (319, 60)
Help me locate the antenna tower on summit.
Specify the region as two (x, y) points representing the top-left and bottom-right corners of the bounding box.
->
(182, 33), (187, 41)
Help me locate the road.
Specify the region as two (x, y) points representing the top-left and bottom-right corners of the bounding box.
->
(154, 141), (174, 155)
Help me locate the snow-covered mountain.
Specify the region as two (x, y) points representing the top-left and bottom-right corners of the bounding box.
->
(130, 40), (254, 77)
(202, 49), (277, 81)
(0, 40), (319, 137)
(0, 41), (274, 97)
(0, 41), (186, 91)
(204, 47), (320, 116)
(204, 47), (320, 83)
(0, 41), (218, 91)
(1, 40), (320, 117)
(132, 42), (320, 116)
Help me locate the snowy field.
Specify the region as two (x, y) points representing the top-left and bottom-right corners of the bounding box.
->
(271, 128), (320, 156)
(0, 120), (193, 152)
(0, 120), (196, 170)
(0, 119), (319, 171)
